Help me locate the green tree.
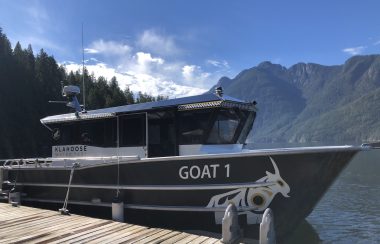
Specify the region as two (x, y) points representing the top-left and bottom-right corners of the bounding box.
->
(107, 77), (127, 107)
(124, 86), (135, 104)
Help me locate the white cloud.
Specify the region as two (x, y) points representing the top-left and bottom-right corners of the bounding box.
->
(182, 65), (210, 85)
(206, 59), (230, 68)
(374, 40), (380, 46)
(66, 30), (231, 98)
(342, 46), (366, 55)
(84, 48), (99, 54)
(83, 58), (99, 64)
(87, 39), (132, 56)
(63, 62), (207, 98)
(130, 52), (165, 74)
(137, 29), (181, 57)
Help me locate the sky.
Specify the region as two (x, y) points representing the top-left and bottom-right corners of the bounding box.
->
(1, 0), (380, 97)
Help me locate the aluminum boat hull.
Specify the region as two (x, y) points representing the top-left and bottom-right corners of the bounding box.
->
(3, 146), (360, 239)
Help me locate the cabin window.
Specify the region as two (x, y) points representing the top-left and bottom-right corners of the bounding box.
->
(178, 108), (255, 145)
(207, 109), (241, 144)
(178, 110), (213, 144)
(237, 111), (256, 144)
(120, 114), (146, 147)
(52, 118), (117, 147)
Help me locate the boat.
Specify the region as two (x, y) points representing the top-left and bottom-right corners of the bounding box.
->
(0, 85), (373, 239)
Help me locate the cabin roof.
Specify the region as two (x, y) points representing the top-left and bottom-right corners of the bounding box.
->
(41, 93), (255, 124)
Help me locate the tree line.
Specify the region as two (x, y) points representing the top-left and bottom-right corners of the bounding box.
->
(0, 28), (166, 158)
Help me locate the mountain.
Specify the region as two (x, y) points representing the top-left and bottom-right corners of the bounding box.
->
(212, 55), (380, 145)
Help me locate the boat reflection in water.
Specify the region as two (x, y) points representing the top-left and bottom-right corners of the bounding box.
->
(1, 86), (376, 240)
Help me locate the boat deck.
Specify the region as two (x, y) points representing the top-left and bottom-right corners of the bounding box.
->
(0, 203), (222, 243)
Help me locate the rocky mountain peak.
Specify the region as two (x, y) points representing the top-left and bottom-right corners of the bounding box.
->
(257, 61), (286, 73)
(209, 54), (380, 144)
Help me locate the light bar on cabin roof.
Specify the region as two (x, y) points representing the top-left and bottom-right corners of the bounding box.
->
(41, 112), (116, 124)
(178, 101), (256, 111)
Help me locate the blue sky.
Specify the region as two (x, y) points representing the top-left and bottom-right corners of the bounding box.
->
(1, 0), (380, 97)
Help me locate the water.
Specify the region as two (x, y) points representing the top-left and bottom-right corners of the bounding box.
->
(305, 149), (380, 243)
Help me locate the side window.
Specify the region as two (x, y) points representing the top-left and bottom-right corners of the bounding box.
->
(51, 118), (117, 147)
(78, 120), (105, 146)
(51, 123), (76, 145)
(120, 115), (146, 147)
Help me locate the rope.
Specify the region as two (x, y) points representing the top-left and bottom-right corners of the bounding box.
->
(59, 162), (80, 215)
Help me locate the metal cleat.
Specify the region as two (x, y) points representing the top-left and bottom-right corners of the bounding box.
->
(260, 208), (276, 244)
(221, 203), (241, 244)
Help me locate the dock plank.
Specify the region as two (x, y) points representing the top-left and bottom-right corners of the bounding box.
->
(62, 223), (130, 243)
(200, 238), (223, 244)
(85, 225), (147, 244)
(189, 235), (211, 243)
(132, 229), (177, 244)
(172, 234), (202, 244)
(109, 228), (163, 244)
(47, 221), (120, 243)
(30, 220), (113, 244)
(0, 214), (64, 236)
(7, 215), (106, 243)
(0, 203), (221, 243)
(160, 232), (192, 244)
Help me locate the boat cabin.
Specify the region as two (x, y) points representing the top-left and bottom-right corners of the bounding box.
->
(41, 89), (257, 158)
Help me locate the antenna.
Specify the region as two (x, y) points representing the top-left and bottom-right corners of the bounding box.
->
(82, 23), (86, 111)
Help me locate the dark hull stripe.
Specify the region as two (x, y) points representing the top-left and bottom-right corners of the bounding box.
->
(21, 198), (256, 212)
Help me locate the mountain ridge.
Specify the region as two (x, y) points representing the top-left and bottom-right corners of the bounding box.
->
(211, 54), (380, 145)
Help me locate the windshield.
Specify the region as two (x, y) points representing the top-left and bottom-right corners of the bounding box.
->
(207, 109), (241, 144)
(179, 109), (213, 144)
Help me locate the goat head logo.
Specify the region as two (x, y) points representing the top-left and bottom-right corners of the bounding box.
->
(206, 156), (290, 224)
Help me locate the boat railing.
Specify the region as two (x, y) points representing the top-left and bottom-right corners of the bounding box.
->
(0, 155), (140, 169)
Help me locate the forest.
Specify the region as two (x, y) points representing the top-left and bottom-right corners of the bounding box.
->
(0, 28), (165, 158)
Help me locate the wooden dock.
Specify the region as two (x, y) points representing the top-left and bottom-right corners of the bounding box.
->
(0, 203), (222, 243)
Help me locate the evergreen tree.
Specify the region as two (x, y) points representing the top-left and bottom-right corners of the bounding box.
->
(124, 86), (135, 104)
(0, 28), (14, 156)
(107, 77), (127, 107)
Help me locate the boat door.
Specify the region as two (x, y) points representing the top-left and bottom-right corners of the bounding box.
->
(119, 113), (147, 158)
(147, 110), (177, 157)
